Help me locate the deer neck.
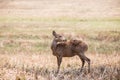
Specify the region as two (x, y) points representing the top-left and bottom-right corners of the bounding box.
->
(51, 39), (57, 51)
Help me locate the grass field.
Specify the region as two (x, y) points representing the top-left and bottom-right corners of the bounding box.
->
(0, 0), (120, 80)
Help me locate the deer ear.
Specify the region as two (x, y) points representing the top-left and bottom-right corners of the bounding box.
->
(52, 30), (57, 37)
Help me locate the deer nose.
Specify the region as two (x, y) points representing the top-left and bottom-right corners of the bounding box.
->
(62, 37), (67, 41)
(63, 39), (67, 41)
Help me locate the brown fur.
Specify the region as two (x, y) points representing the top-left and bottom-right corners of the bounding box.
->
(51, 31), (90, 74)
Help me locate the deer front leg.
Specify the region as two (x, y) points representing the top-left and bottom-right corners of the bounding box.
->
(56, 56), (62, 74)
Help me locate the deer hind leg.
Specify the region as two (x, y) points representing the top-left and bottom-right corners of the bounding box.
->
(79, 53), (90, 73)
(79, 56), (85, 72)
(56, 56), (62, 74)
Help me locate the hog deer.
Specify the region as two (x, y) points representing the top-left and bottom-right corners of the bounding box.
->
(51, 31), (90, 74)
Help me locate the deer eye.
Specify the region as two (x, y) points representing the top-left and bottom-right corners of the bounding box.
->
(59, 36), (62, 37)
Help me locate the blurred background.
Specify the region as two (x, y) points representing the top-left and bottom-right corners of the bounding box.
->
(0, 0), (120, 18)
(0, 0), (120, 54)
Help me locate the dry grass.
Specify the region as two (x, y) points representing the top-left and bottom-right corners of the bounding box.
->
(0, 22), (119, 80)
(0, 53), (119, 80)
(0, 20), (120, 80)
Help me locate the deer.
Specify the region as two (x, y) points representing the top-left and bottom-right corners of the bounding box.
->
(51, 31), (90, 74)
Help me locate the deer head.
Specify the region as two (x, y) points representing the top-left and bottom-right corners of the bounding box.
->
(52, 31), (67, 42)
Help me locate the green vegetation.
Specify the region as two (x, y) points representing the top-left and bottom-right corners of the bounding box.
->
(0, 16), (120, 22)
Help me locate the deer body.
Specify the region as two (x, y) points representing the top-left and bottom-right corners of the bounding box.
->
(51, 31), (90, 74)
(51, 40), (74, 57)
